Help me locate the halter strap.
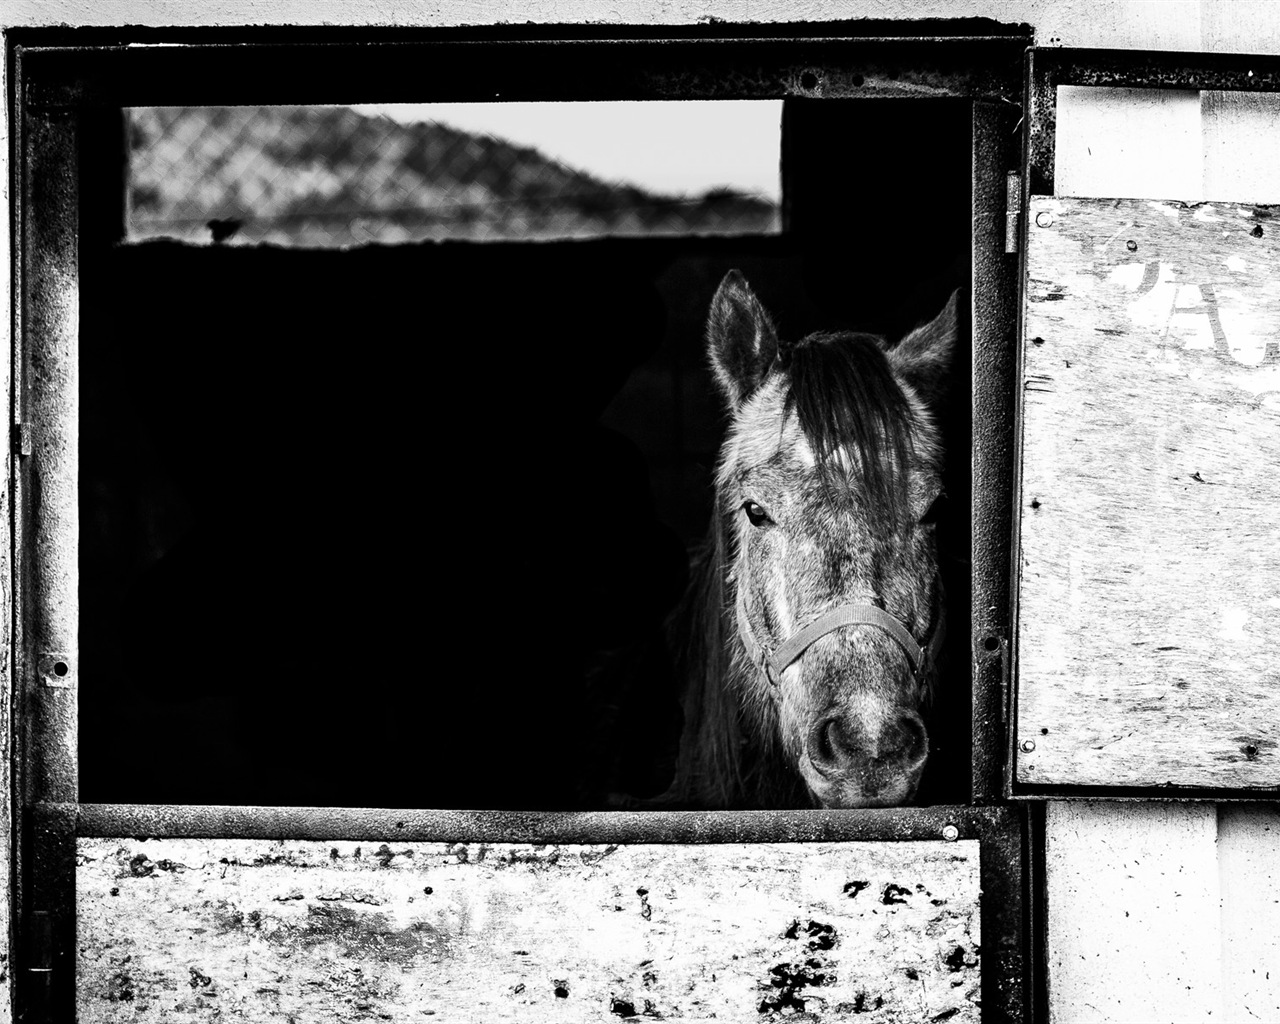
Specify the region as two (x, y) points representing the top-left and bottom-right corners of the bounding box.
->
(736, 584), (945, 686)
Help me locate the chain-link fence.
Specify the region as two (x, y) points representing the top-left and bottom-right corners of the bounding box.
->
(126, 106), (780, 247)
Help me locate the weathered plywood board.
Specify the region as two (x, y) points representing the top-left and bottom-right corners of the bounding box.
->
(1017, 197), (1280, 791)
(77, 838), (981, 1021)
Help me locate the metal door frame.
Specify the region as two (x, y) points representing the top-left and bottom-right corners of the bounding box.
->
(9, 25), (1031, 1021)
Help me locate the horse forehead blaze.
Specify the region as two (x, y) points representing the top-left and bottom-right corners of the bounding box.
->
(720, 371), (936, 515)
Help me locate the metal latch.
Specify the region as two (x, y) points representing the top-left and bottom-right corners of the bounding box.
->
(1005, 172), (1021, 254)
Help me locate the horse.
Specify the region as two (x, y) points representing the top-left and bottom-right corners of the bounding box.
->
(654, 270), (957, 810)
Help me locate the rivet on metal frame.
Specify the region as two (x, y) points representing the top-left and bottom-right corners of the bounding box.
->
(1019, 738), (1036, 753)
(1034, 210), (1054, 229)
(941, 824), (960, 842)
(39, 652), (76, 689)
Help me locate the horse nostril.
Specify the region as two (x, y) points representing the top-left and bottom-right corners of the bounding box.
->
(808, 716), (852, 777)
(807, 712), (929, 779)
(896, 711), (929, 765)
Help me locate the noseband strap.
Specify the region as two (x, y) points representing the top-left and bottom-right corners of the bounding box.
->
(736, 587), (945, 686)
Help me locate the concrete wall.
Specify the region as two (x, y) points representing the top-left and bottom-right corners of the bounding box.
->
(4, 2), (1280, 1023)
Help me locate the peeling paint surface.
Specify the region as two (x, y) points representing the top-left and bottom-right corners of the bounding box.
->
(77, 838), (980, 1021)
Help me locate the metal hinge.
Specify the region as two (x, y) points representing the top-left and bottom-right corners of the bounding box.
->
(12, 422), (33, 457)
(1005, 172), (1022, 254)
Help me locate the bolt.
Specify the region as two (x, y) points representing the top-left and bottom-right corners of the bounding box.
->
(1020, 739), (1036, 753)
(941, 824), (960, 842)
(1035, 210), (1054, 229)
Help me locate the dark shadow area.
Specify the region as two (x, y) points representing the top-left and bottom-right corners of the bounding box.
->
(78, 99), (972, 808)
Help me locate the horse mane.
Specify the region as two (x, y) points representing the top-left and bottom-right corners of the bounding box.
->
(783, 331), (916, 525)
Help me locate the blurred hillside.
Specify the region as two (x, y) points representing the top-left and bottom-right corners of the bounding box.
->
(127, 106), (780, 246)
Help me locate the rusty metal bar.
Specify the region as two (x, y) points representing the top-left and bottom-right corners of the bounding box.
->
(979, 805), (1028, 1024)
(1037, 45), (1280, 92)
(1024, 47), (1057, 197)
(18, 85), (80, 812)
(970, 100), (1022, 806)
(16, 56), (80, 1023)
(1, 48), (19, 1024)
(77, 802), (1012, 845)
(16, 34), (1028, 108)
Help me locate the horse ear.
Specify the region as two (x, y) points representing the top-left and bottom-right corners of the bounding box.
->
(888, 289), (959, 408)
(706, 270), (779, 408)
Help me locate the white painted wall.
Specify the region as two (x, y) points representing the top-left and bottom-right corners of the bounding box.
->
(1047, 803), (1280, 1024)
(1057, 86), (1280, 202)
(4, 3), (1280, 1024)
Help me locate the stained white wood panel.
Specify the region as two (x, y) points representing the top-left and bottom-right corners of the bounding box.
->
(1055, 86), (1203, 201)
(77, 838), (982, 1022)
(1017, 196), (1280, 791)
(1047, 802), (1280, 1024)
(1046, 802), (1222, 1024)
(1218, 805), (1280, 1022)
(1057, 87), (1280, 207)
(1201, 91), (1280, 204)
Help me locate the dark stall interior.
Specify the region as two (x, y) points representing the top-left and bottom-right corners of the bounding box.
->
(77, 99), (973, 809)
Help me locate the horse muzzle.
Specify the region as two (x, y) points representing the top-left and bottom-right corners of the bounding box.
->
(799, 708), (930, 808)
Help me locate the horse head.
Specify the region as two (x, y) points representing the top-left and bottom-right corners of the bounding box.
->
(707, 270), (955, 808)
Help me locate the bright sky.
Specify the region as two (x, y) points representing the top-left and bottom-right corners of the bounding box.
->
(351, 101), (781, 199)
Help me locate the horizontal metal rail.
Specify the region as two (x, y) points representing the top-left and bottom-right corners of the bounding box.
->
(18, 34), (1029, 108)
(76, 802), (1014, 844)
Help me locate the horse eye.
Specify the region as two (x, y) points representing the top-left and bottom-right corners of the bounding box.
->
(742, 500), (772, 527)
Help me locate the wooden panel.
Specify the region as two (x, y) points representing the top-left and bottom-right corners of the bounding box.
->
(77, 838), (981, 1022)
(1017, 196), (1280, 791)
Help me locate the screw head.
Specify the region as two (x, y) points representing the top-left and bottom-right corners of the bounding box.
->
(941, 824), (960, 842)
(1020, 739), (1037, 753)
(1035, 210), (1054, 229)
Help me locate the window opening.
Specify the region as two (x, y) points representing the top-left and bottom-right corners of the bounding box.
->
(80, 97), (975, 811)
(125, 101), (782, 246)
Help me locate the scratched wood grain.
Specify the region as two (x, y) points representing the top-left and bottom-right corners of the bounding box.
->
(77, 838), (981, 1022)
(1017, 196), (1280, 792)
